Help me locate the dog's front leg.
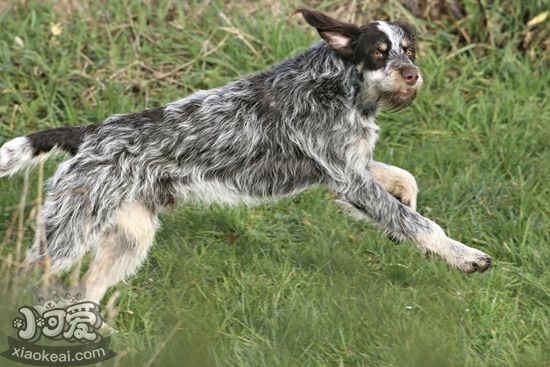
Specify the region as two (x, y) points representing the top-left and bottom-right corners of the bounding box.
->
(369, 161), (418, 211)
(332, 172), (491, 273)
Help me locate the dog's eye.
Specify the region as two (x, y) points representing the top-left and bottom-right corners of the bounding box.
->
(373, 50), (384, 59)
(405, 49), (415, 57)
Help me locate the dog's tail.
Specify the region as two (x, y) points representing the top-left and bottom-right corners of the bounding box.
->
(0, 124), (98, 177)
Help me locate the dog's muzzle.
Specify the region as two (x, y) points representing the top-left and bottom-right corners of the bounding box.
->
(380, 61), (423, 111)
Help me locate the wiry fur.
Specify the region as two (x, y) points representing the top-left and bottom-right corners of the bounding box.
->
(0, 10), (491, 304)
(0, 137), (40, 176)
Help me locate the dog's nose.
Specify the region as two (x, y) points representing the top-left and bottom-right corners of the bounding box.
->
(400, 67), (419, 86)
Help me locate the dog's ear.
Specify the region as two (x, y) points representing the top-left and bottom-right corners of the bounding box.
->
(296, 9), (361, 56)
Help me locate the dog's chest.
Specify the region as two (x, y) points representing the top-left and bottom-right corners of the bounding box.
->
(358, 115), (379, 153)
(345, 112), (379, 172)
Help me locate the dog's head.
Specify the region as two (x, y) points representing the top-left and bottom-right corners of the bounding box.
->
(298, 9), (422, 111)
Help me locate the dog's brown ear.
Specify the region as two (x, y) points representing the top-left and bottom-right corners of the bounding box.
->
(296, 9), (360, 56)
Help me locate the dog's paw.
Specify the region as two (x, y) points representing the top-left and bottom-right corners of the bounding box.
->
(369, 162), (418, 211)
(457, 253), (492, 273)
(389, 176), (418, 211)
(447, 239), (492, 273)
(393, 190), (417, 212)
(415, 228), (492, 274)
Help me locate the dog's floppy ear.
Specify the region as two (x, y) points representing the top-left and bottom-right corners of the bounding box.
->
(296, 9), (361, 56)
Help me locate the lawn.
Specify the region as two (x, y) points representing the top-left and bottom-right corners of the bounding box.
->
(0, 1), (549, 366)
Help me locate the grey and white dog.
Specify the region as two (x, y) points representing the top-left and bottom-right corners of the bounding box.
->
(0, 10), (491, 305)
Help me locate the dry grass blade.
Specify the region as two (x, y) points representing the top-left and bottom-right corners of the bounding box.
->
(1, 205), (18, 249)
(219, 12), (261, 59)
(15, 171), (30, 264)
(145, 320), (183, 367)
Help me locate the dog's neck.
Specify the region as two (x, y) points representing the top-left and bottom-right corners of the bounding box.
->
(307, 43), (382, 119)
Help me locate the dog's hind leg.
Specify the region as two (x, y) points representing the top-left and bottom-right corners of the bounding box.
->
(24, 160), (131, 274)
(79, 201), (158, 304)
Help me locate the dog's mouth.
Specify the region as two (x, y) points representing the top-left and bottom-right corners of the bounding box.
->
(399, 88), (414, 96)
(362, 68), (423, 112)
(379, 86), (419, 111)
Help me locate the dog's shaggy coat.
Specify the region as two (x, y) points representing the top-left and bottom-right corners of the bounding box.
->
(0, 10), (491, 304)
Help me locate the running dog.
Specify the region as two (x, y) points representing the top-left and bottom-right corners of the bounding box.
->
(0, 9), (491, 305)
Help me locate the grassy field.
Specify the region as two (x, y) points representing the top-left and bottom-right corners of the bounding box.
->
(0, 1), (549, 366)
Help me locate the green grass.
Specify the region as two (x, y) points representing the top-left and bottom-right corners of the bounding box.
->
(0, 1), (549, 366)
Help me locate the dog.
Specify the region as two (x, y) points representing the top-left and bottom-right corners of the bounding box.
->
(0, 9), (491, 305)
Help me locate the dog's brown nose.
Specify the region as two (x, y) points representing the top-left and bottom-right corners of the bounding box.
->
(400, 67), (419, 86)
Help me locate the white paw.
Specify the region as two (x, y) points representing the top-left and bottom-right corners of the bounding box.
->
(446, 239), (492, 273)
(415, 226), (491, 273)
(392, 181), (418, 211)
(369, 162), (418, 211)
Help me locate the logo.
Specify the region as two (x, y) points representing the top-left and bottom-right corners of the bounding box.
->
(1, 292), (116, 366)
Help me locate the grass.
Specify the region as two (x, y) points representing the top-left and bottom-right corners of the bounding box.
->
(0, 1), (549, 366)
